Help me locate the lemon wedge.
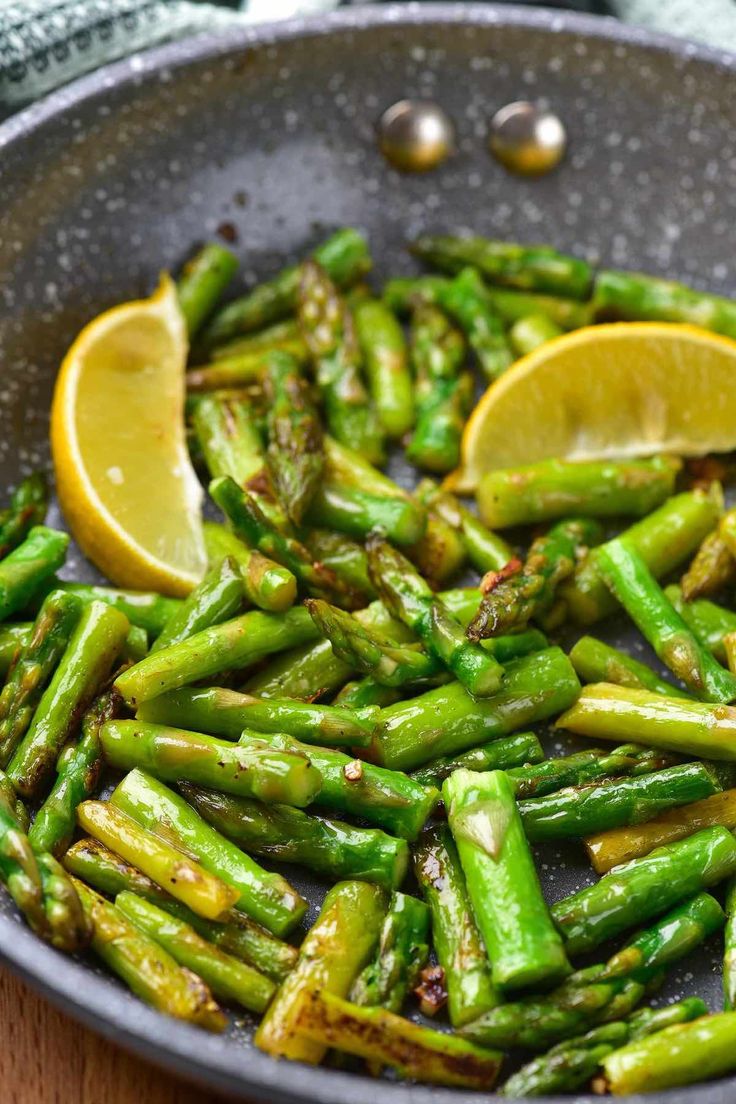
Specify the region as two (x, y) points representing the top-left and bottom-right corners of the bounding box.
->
(451, 322), (736, 492)
(51, 276), (206, 596)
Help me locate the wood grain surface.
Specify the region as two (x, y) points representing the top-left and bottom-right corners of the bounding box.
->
(0, 965), (232, 1104)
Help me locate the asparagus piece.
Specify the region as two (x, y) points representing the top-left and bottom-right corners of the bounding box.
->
(552, 826), (736, 955)
(509, 312), (564, 356)
(34, 849), (91, 952)
(599, 1010), (736, 1094)
(201, 228), (372, 347)
(563, 486), (722, 625)
(725, 876), (736, 1010)
(353, 298), (413, 438)
(593, 267), (736, 336)
(203, 521), (296, 612)
(569, 635), (691, 698)
(558, 682), (736, 760)
(440, 267), (513, 380)
(111, 769), (306, 935)
(350, 891), (429, 1011)
(366, 537), (504, 697)
(116, 890), (275, 1012)
(121, 625), (149, 663)
(0, 589), (81, 769)
(306, 482), (427, 548)
(101, 720), (322, 807)
(114, 606), (319, 706)
(187, 346), (307, 391)
(596, 537), (736, 703)
(0, 473), (48, 558)
(408, 507), (467, 587)
(29, 689), (121, 856)
(296, 989), (502, 1089)
(64, 837), (297, 981)
(72, 879), (226, 1030)
(411, 235), (593, 298)
(584, 789), (736, 874)
(0, 770), (61, 944)
(255, 880), (386, 1062)
(479, 455), (680, 530)
(304, 529), (376, 602)
(264, 350), (324, 524)
(601, 892), (724, 981)
(298, 260), (384, 464)
(0, 623), (31, 677)
(49, 582), (181, 635)
(519, 763), (721, 842)
(415, 480), (513, 574)
(238, 730), (437, 840)
(411, 731), (544, 787)
(209, 317), (302, 360)
(666, 585), (736, 663)
(468, 518), (602, 639)
(77, 799), (239, 920)
(151, 556), (243, 653)
(136, 684), (377, 749)
(8, 600), (129, 798)
(445, 769), (570, 990)
(176, 242), (238, 337)
(382, 274), (450, 313)
(504, 999), (707, 1096)
(0, 526), (69, 621)
(182, 783), (407, 891)
(384, 276), (592, 328)
(377, 646), (580, 771)
(681, 526), (736, 602)
(414, 824), (500, 1026)
(334, 678), (401, 709)
(509, 744), (679, 800)
(405, 303), (469, 474)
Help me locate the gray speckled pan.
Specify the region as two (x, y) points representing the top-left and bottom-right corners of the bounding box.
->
(1, 5), (736, 1101)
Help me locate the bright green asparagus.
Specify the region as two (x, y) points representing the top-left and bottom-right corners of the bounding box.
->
(203, 521), (296, 612)
(509, 312), (564, 356)
(440, 267), (513, 379)
(350, 891), (429, 1012)
(569, 635), (691, 698)
(0, 473), (48, 559)
(151, 556), (243, 652)
(0, 526), (69, 621)
(508, 744), (680, 799)
(405, 303), (469, 473)
(415, 480), (513, 573)
(411, 731), (544, 788)
(176, 242), (238, 337)
(264, 350), (324, 524)
(353, 298), (414, 438)
(593, 267), (736, 337)
(666, 584), (736, 663)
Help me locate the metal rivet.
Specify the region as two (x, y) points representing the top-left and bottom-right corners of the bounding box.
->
(489, 101), (567, 176)
(377, 99), (455, 173)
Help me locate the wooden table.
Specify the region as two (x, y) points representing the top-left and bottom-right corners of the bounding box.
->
(0, 966), (231, 1103)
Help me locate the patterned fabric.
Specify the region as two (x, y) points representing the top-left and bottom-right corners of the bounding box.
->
(0, 0), (734, 113)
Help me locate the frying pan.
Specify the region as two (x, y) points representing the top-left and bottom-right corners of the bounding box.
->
(1, 5), (736, 1100)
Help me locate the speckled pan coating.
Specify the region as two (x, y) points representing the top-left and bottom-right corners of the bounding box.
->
(1, 5), (736, 1102)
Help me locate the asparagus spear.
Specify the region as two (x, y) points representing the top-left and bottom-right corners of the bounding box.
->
(478, 455), (680, 530)
(405, 303), (469, 473)
(445, 768), (570, 990)
(411, 731), (543, 787)
(569, 635), (691, 698)
(255, 880), (386, 1062)
(48, 582), (181, 635)
(34, 849), (91, 952)
(509, 312), (563, 356)
(353, 298), (413, 438)
(72, 879), (226, 1030)
(366, 537), (504, 697)
(201, 228), (372, 347)
(296, 989), (503, 1088)
(203, 521), (296, 612)
(519, 763), (721, 843)
(64, 837), (297, 981)
(0, 623), (32, 677)
(666, 585), (736, 663)
(111, 769), (306, 935)
(382, 274), (450, 313)
(384, 276), (592, 328)
(8, 600), (129, 798)
(409, 507), (467, 587)
(411, 235), (593, 298)
(187, 346), (307, 391)
(29, 689), (121, 856)
(414, 480), (513, 574)
(414, 824), (499, 1026)
(298, 260), (384, 464)
(237, 730), (437, 840)
(440, 267), (513, 380)
(306, 482), (427, 548)
(377, 646), (580, 771)
(593, 267), (736, 336)
(264, 350), (324, 524)
(334, 678), (401, 709)
(468, 518), (601, 639)
(596, 537), (736, 703)
(0, 589), (81, 768)
(563, 486), (722, 625)
(585, 789), (736, 874)
(303, 529), (376, 602)
(681, 526), (736, 602)
(504, 999), (707, 1096)
(114, 606), (319, 706)
(116, 890), (275, 1013)
(557, 682), (736, 760)
(209, 317), (302, 360)
(136, 684), (377, 749)
(552, 826), (736, 955)
(182, 783), (407, 891)
(0, 474), (48, 559)
(601, 892), (724, 981)
(151, 556), (243, 653)
(0, 526), (69, 621)
(176, 242), (238, 337)
(350, 891), (429, 1012)
(509, 744), (679, 800)
(100, 720), (322, 807)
